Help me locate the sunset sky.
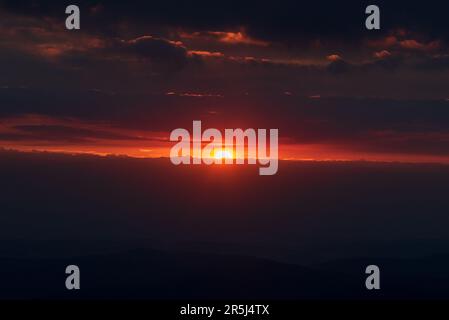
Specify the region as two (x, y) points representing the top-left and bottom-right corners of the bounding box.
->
(1, 1), (449, 163)
(2, 1), (449, 303)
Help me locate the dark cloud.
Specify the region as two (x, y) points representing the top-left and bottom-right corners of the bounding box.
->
(414, 55), (449, 70)
(12, 124), (147, 142)
(326, 60), (353, 74)
(4, 0), (449, 44)
(119, 36), (189, 72)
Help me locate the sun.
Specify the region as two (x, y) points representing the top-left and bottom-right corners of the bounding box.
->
(213, 149), (233, 160)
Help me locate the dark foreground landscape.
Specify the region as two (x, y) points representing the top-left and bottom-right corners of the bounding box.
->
(1, 149), (449, 299)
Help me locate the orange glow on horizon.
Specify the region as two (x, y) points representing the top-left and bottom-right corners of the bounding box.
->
(3, 142), (449, 165)
(1, 115), (449, 165)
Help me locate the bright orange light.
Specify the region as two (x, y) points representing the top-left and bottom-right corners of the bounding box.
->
(213, 149), (233, 160)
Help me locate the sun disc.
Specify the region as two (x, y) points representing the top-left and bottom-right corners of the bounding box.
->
(213, 149), (233, 160)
